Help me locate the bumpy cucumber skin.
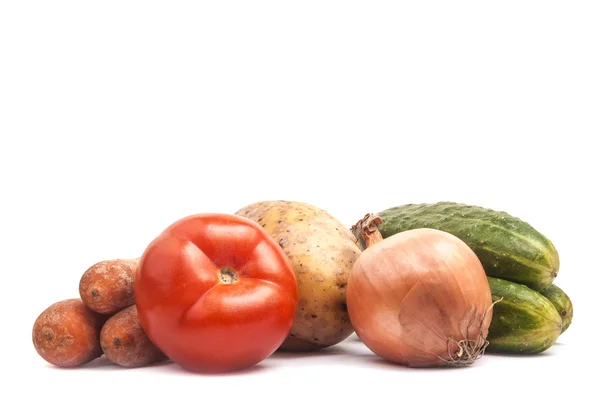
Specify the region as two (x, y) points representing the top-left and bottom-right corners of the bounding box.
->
(540, 284), (573, 334)
(375, 202), (560, 291)
(486, 277), (562, 354)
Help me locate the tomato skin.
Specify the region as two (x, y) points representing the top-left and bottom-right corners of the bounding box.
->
(134, 213), (298, 373)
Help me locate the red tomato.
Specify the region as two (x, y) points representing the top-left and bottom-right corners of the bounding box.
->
(134, 213), (298, 373)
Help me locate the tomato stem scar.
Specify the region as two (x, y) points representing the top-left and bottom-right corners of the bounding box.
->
(218, 267), (239, 284)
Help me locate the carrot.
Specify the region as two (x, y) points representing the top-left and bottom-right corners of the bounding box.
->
(32, 299), (107, 367)
(79, 258), (139, 314)
(100, 305), (166, 368)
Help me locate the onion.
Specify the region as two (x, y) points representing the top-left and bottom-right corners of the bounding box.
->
(347, 214), (495, 367)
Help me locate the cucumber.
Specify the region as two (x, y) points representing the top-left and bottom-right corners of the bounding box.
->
(486, 277), (562, 354)
(539, 283), (573, 334)
(367, 202), (559, 291)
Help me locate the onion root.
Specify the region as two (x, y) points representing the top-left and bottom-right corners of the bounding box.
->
(439, 298), (502, 366)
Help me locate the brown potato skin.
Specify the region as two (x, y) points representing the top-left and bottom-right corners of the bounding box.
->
(79, 258), (139, 315)
(32, 299), (107, 367)
(100, 305), (166, 368)
(236, 200), (361, 351)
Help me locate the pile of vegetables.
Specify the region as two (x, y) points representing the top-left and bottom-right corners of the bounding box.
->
(32, 199), (573, 372)
(355, 202), (572, 358)
(32, 258), (167, 368)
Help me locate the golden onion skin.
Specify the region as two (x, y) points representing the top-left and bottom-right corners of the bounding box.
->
(347, 227), (493, 367)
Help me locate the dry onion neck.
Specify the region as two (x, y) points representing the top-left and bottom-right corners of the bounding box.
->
(352, 213), (384, 248)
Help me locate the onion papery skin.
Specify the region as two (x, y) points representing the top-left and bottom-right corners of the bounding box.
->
(347, 227), (493, 367)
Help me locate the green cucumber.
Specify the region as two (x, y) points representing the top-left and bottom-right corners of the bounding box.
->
(539, 283), (573, 334)
(364, 202), (559, 291)
(486, 277), (562, 354)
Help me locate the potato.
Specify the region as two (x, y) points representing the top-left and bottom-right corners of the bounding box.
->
(79, 258), (139, 315)
(32, 298), (107, 367)
(100, 305), (166, 368)
(236, 200), (362, 351)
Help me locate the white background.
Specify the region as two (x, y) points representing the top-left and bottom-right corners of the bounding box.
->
(1, 1), (598, 400)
